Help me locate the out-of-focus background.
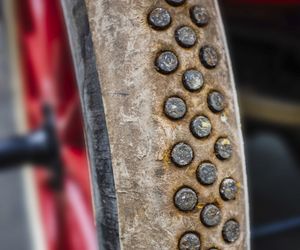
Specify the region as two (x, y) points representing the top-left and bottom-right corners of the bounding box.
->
(0, 0), (299, 249)
(222, 0), (300, 249)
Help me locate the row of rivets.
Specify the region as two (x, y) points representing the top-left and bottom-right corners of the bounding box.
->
(155, 47), (218, 74)
(148, 2), (240, 248)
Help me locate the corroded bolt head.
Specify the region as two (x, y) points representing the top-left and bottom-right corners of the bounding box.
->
(222, 220), (240, 243)
(200, 46), (219, 69)
(179, 232), (201, 250)
(148, 8), (171, 30)
(174, 187), (198, 211)
(166, 0), (186, 6)
(164, 97), (187, 120)
(197, 162), (217, 185)
(220, 178), (238, 201)
(208, 91), (225, 112)
(182, 70), (204, 92)
(214, 137), (232, 160)
(190, 5), (209, 27)
(190, 116), (212, 138)
(171, 142), (194, 167)
(200, 204), (222, 227)
(175, 26), (197, 48)
(155, 51), (179, 74)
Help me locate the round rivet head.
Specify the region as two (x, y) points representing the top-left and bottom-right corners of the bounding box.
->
(190, 116), (212, 138)
(197, 162), (217, 185)
(164, 97), (186, 120)
(179, 232), (201, 250)
(190, 5), (209, 27)
(174, 187), (198, 211)
(200, 204), (221, 227)
(214, 137), (232, 160)
(171, 142), (194, 167)
(155, 51), (179, 74)
(166, 0), (186, 6)
(208, 91), (225, 112)
(200, 46), (219, 69)
(175, 26), (197, 48)
(182, 70), (204, 92)
(222, 220), (240, 243)
(220, 178), (238, 201)
(148, 8), (171, 30)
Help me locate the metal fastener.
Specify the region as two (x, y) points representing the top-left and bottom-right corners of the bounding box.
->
(190, 5), (209, 27)
(166, 0), (185, 6)
(148, 8), (171, 30)
(190, 116), (212, 138)
(155, 51), (179, 74)
(171, 142), (194, 167)
(164, 97), (187, 120)
(214, 137), (232, 160)
(200, 46), (218, 69)
(222, 219), (240, 243)
(200, 204), (222, 227)
(196, 162), (217, 185)
(179, 232), (201, 250)
(174, 187), (198, 211)
(208, 91), (225, 112)
(220, 178), (238, 201)
(175, 26), (197, 48)
(182, 70), (204, 92)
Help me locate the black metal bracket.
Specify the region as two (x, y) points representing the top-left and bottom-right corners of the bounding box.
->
(0, 106), (63, 189)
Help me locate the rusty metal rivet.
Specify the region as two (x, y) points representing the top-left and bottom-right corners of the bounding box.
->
(214, 137), (232, 160)
(222, 219), (240, 243)
(171, 142), (193, 167)
(174, 187), (198, 211)
(179, 232), (201, 250)
(200, 204), (222, 227)
(164, 96), (187, 120)
(148, 8), (171, 30)
(190, 115), (212, 138)
(220, 178), (238, 201)
(208, 91), (225, 113)
(155, 51), (179, 74)
(175, 26), (197, 48)
(182, 69), (204, 92)
(166, 0), (186, 6)
(200, 46), (219, 69)
(190, 5), (209, 27)
(197, 162), (217, 185)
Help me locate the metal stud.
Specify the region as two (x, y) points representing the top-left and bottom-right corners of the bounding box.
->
(155, 51), (179, 74)
(171, 142), (194, 167)
(196, 162), (217, 185)
(190, 5), (209, 27)
(200, 46), (219, 69)
(208, 91), (225, 113)
(190, 116), (212, 138)
(220, 178), (238, 201)
(200, 204), (221, 227)
(182, 70), (204, 92)
(214, 137), (232, 160)
(175, 26), (197, 48)
(148, 8), (171, 30)
(222, 220), (240, 243)
(166, 0), (186, 6)
(164, 97), (187, 120)
(174, 187), (198, 211)
(179, 232), (201, 250)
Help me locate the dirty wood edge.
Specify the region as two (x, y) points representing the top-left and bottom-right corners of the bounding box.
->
(60, 0), (120, 249)
(214, 1), (251, 248)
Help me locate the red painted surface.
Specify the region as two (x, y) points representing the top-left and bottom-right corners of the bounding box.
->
(16, 0), (97, 249)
